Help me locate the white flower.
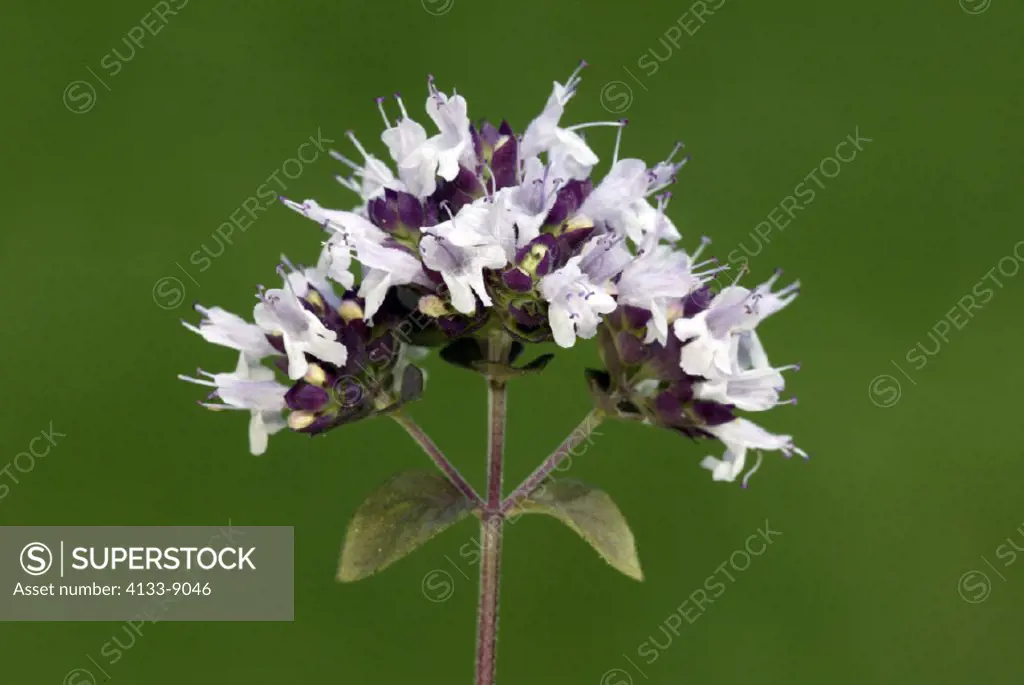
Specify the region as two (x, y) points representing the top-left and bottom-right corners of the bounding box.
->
(675, 282), (803, 486)
(356, 240), (431, 320)
(314, 233), (356, 291)
(380, 95), (428, 184)
(282, 198), (387, 245)
(179, 354), (288, 456)
(675, 270), (800, 379)
(506, 158), (559, 247)
(578, 143), (688, 245)
(617, 243), (714, 346)
(580, 158), (646, 214)
(701, 418), (806, 485)
(520, 63), (599, 176)
(577, 233), (633, 284)
(476, 188), (523, 260)
(380, 83), (475, 197)
(539, 256), (617, 347)
(331, 131), (399, 202)
(696, 331), (799, 411)
(579, 159), (678, 244)
(627, 201), (681, 245)
(182, 305), (276, 363)
(253, 288), (348, 379)
(383, 107), (436, 198)
(283, 198), (427, 317)
(420, 199), (512, 313)
(546, 137), (598, 183)
(425, 85), (475, 180)
(278, 252), (344, 312)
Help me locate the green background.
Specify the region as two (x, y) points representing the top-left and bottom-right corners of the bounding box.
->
(2, 0), (1023, 682)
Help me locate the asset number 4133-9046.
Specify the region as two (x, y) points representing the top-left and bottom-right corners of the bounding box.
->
(125, 581), (211, 596)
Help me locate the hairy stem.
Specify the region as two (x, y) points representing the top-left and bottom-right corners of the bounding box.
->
(475, 505), (502, 685)
(501, 408), (605, 514)
(486, 378), (507, 505)
(476, 336), (508, 685)
(391, 412), (483, 508)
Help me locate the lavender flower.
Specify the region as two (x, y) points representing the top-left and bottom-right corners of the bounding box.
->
(180, 62), (805, 482)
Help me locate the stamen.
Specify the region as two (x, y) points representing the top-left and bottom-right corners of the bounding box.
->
(565, 121), (627, 132)
(775, 281), (801, 298)
(645, 142), (690, 196)
(666, 141), (685, 164)
(335, 175), (361, 194)
(178, 373), (216, 388)
(482, 162), (497, 198)
(394, 92), (409, 119)
(330, 149), (362, 172)
(279, 267), (302, 297)
(544, 178), (564, 206)
(280, 254), (299, 272)
(634, 193), (671, 256)
(689, 236), (712, 263)
(345, 131), (372, 161)
(198, 402), (246, 412)
(731, 262), (750, 286)
(439, 201), (455, 221)
(565, 60), (588, 93)
(760, 267), (784, 291)
(694, 263), (730, 281)
(741, 451), (764, 489)
(375, 97), (390, 127)
(692, 256), (719, 272)
(612, 119), (628, 166)
(780, 442), (809, 460)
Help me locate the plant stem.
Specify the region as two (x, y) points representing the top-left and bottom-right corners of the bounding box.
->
(391, 412), (484, 508)
(485, 378), (507, 505)
(501, 408), (605, 514)
(476, 335), (508, 685)
(475, 500), (502, 685)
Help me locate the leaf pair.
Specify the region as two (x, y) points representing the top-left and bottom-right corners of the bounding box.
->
(338, 472), (643, 583)
(439, 338), (554, 380)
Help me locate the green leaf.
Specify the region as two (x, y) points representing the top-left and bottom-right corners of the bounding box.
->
(338, 471), (477, 582)
(513, 479), (643, 581)
(440, 336), (556, 380)
(439, 338), (486, 371)
(517, 353), (555, 373)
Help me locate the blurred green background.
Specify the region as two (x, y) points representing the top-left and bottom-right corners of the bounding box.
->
(2, 0), (1023, 682)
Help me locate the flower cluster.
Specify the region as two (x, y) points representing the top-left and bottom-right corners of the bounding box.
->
(593, 267), (805, 487)
(179, 62), (804, 484)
